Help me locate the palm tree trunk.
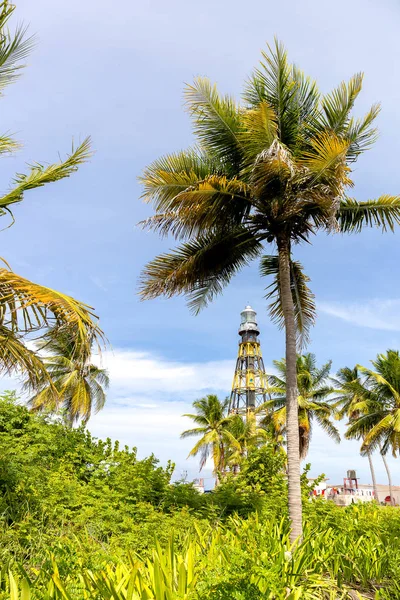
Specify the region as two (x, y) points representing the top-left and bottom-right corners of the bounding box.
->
(65, 412), (74, 429)
(220, 442), (225, 478)
(366, 449), (379, 503)
(379, 444), (395, 506)
(278, 238), (302, 543)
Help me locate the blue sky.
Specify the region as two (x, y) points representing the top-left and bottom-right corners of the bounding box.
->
(1, 0), (400, 487)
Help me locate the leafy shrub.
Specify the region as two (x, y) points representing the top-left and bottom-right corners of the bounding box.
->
(3, 507), (400, 598)
(1, 393), (400, 598)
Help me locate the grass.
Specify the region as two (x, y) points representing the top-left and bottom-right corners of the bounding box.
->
(1, 502), (400, 599)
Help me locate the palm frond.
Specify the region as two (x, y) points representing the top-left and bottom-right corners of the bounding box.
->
(29, 386), (60, 413)
(26, 336), (108, 421)
(140, 171), (252, 240)
(261, 254), (316, 348)
(309, 390), (335, 405)
(139, 149), (219, 210)
(181, 427), (209, 440)
(357, 365), (400, 405)
(88, 366), (110, 388)
(314, 412), (341, 443)
(69, 379), (90, 421)
(338, 195), (400, 233)
(239, 101), (278, 165)
(250, 138), (296, 199)
(0, 138), (92, 213)
(186, 432), (213, 459)
(360, 413), (395, 455)
(140, 228), (262, 314)
(319, 73), (363, 134)
(345, 103), (380, 160)
(244, 40), (321, 151)
(0, 134), (19, 157)
(331, 366), (359, 387)
(262, 396), (287, 409)
(87, 378), (107, 414)
(346, 411), (382, 440)
(313, 361), (333, 387)
(184, 77), (243, 169)
(0, 2), (35, 92)
(289, 66), (320, 147)
(0, 324), (51, 387)
(298, 132), (352, 189)
(243, 40), (296, 143)
(0, 267), (103, 352)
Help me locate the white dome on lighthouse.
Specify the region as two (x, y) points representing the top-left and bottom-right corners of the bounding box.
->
(238, 305), (259, 335)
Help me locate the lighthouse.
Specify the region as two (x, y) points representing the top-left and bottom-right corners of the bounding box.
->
(228, 305), (269, 414)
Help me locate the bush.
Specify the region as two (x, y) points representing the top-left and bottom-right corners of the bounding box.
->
(1, 392), (400, 598)
(3, 506), (400, 598)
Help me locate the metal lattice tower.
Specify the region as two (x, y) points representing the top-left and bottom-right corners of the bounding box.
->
(228, 305), (269, 414)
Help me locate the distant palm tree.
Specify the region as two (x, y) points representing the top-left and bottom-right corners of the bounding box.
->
(26, 331), (109, 425)
(181, 395), (234, 477)
(140, 40), (400, 541)
(331, 366), (379, 502)
(345, 350), (400, 506)
(225, 410), (270, 471)
(263, 354), (339, 459)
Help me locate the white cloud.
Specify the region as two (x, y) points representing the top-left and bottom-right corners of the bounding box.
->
(318, 299), (400, 331)
(89, 401), (216, 484)
(87, 349), (234, 483)
(90, 401), (195, 461)
(94, 349), (234, 399)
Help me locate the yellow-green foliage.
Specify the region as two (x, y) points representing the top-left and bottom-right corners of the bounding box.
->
(1, 505), (400, 599)
(1, 394), (399, 599)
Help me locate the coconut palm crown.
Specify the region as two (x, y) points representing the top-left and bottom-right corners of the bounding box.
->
(139, 40), (400, 541)
(263, 353), (339, 459)
(346, 350), (400, 457)
(181, 395), (234, 475)
(332, 365), (381, 502)
(225, 410), (270, 470)
(25, 330), (109, 424)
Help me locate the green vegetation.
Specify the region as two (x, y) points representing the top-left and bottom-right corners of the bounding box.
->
(332, 349), (400, 508)
(181, 354), (339, 477)
(263, 353), (339, 459)
(181, 395), (270, 476)
(4, 507), (400, 599)
(139, 38), (400, 540)
(1, 392), (400, 599)
(345, 350), (400, 456)
(181, 395), (232, 474)
(1, 2), (400, 598)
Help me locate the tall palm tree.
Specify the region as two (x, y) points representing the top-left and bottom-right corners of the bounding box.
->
(262, 354), (339, 459)
(345, 350), (400, 506)
(139, 41), (400, 540)
(25, 330), (109, 424)
(331, 366), (379, 502)
(0, 2), (103, 384)
(181, 395), (235, 477)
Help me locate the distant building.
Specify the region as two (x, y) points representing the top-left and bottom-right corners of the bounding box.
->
(327, 483), (400, 506)
(309, 477), (329, 497)
(193, 478), (205, 494)
(309, 471), (399, 505)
